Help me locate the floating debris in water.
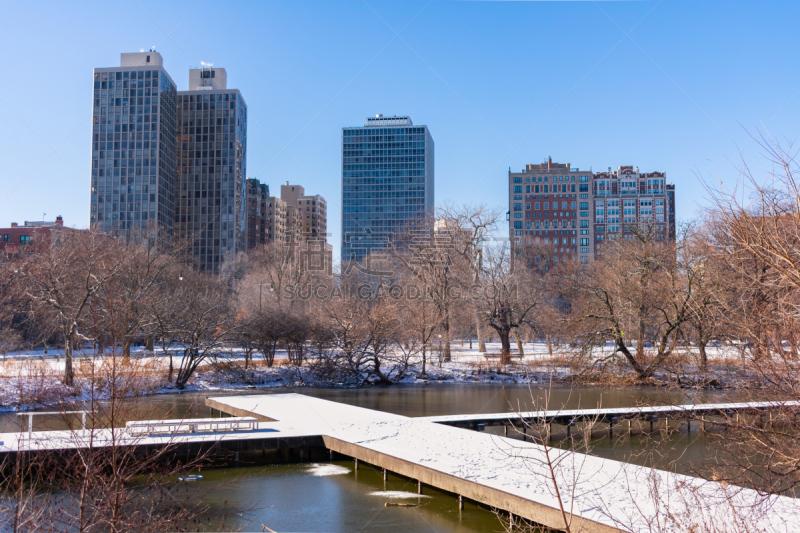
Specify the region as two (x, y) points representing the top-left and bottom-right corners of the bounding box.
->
(369, 491), (431, 499)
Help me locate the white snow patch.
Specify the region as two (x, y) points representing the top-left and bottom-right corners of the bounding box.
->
(305, 463), (350, 476)
(369, 491), (431, 499)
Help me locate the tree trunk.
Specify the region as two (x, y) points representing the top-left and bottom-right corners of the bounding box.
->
(475, 309), (486, 353)
(637, 317), (645, 361)
(699, 342), (708, 372)
(122, 339), (131, 360)
(616, 339), (648, 378)
(499, 330), (511, 365)
(64, 329), (75, 387)
(145, 335), (154, 351)
(442, 313), (451, 362)
(168, 351), (174, 383)
(514, 331), (524, 356)
(421, 343), (427, 377)
(546, 334), (554, 358)
(175, 350), (193, 389)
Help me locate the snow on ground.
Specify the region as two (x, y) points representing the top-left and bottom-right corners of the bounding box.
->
(0, 341), (757, 412)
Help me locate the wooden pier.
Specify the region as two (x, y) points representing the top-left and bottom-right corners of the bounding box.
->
(207, 394), (800, 532)
(1, 394), (798, 532)
(420, 400), (800, 435)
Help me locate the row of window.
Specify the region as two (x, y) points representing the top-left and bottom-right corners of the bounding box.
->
(513, 184), (581, 194)
(513, 175), (589, 183)
(1, 235), (32, 244)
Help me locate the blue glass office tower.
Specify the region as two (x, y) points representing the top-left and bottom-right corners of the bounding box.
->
(341, 115), (434, 264)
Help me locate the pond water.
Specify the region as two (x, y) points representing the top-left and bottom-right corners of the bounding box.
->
(0, 384), (748, 532)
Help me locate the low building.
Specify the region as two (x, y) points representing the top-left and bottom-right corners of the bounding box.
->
(0, 216), (65, 253)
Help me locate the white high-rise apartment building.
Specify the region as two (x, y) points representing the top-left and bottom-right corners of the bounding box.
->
(89, 51), (178, 233)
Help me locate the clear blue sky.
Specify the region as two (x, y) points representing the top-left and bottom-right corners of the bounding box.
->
(2, 1), (798, 260)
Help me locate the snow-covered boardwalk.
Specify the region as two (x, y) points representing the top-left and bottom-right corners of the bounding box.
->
(421, 400), (800, 429)
(1, 395), (798, 531)
(208, 394), (800, 532)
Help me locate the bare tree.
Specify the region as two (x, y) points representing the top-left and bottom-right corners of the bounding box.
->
(473, 241), (547, 364)
(98, 227), (186, 360)
(702, 133), (800, 494)
(437, 203), (502, 353)
(12, 230), (125, 386)
(563, 223), (697, 380)
(170, 272), (237, 389)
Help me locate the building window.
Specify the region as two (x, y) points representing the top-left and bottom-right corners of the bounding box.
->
(2, 234), (8, 242)
(20, 235), (33, 244)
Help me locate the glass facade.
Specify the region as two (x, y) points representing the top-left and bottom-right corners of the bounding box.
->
(89, 67), (177, 233)
(175, 89), (247, 272)
(341, 116), (434, 264)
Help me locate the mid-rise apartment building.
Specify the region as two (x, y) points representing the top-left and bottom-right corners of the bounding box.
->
(508, 158), (677, 263)
(89, 51), (178, 233)
(341, 115), (434, 264)
(508, 158), (594, 265)
(245, 178), (269, 250)
(175, 66), (247, 272)
(280, 183), (328, 240)
(267, 196), (287, 243)
(592, 166), (676, 256)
